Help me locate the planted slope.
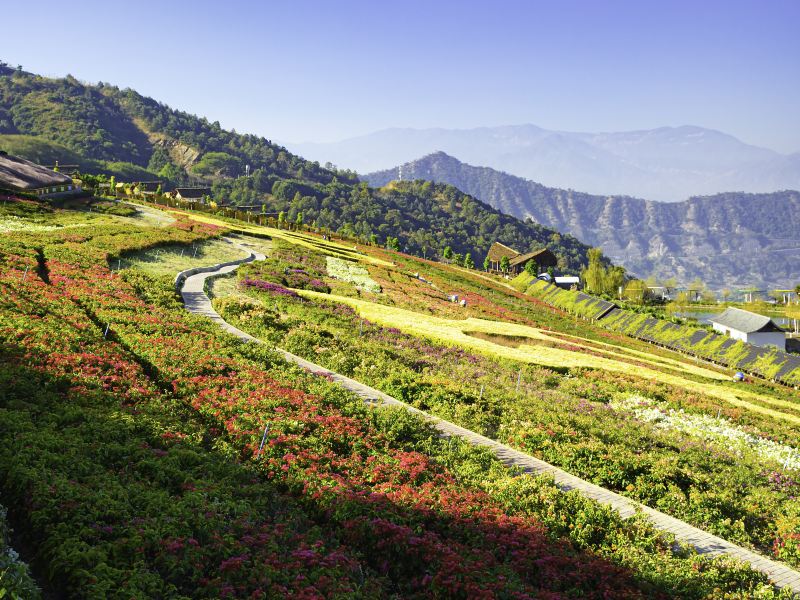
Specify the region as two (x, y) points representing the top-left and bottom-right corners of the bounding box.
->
(0, 68), (597, 270)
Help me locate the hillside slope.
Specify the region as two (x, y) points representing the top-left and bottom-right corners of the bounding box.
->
(0, 66), (596, 271)
(0, 65), (355, 187)
(288, 124), (800, 201)
(366, 153), (800, 288)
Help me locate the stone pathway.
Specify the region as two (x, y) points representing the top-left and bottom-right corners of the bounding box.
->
(178, 244), (800, 595)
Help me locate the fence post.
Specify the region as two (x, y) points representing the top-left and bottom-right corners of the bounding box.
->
(257, 423), (270, 456)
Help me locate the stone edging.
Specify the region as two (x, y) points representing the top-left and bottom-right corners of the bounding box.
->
(173, 237), (257, 291)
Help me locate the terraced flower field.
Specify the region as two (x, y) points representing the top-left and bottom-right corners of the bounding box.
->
(3, 197), (798, 598)
(208, 231), (800, 577)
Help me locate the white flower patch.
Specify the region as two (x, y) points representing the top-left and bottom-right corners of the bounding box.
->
(326, 257), (381, 293)
(612, 395), (800, 471)
(0, 216), (87, 233)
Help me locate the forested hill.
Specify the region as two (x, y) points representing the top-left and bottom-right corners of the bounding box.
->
(0, 63), (357, 185)
(366, 152), (800, 288)
(0, 65), (595, 270)
(261, 178), (594, 271)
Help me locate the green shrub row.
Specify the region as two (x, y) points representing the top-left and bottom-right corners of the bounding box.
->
(522, 279), (800, 386)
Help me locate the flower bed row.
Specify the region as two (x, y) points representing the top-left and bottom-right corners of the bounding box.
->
(0, 215), (384, 597)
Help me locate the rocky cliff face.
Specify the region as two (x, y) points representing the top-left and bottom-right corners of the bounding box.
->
(366, 153), (800, 289)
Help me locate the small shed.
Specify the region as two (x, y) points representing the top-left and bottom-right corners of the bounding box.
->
(554, 275), (580, 290)
(0, 152), (80, 198)
(709, 307), (785, 351)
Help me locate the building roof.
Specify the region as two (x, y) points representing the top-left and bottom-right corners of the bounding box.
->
(509, 247), (556, 267)
(709, 307), (784, 333)
(486, 241), (519, 263)
(175, 187), (210, 199)
(555, 276), (580, 284)
(0, 152), (73, 191)
(136, 181), (162, 192)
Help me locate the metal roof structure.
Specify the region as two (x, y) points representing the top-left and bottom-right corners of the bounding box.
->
(709, 307), (784, 333)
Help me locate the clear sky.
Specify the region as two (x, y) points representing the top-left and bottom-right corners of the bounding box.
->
(4, 0), (799, 152)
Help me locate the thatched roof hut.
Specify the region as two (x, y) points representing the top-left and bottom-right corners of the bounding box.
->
(485, 242), (557, 274)
(486, 241), (519, 264)
(509, 247), (557, 271)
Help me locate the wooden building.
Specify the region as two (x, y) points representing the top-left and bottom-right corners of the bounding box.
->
(485, 242), (558, 274)
(134, 181), (163, 196)
(0, 151), (80, 198)
(174, 187), (211, 203)
(508, 248), (557, 274)
(485, 242), (519, 272)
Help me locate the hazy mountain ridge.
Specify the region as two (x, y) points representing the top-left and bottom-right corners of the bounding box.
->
(289, 124), (800, 201)
(365, 152), (800, 289)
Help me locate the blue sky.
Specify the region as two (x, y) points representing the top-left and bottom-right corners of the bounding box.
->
(4, 0), (799, 152)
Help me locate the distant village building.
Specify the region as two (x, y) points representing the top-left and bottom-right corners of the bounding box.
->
(134, 181), (163, 196)
(647, 286), (675, 301)
(485, 242), (557, 274)
(0, 152), (80, 198)
(174, 187), (211, 203)
(709, 307), (786, 351)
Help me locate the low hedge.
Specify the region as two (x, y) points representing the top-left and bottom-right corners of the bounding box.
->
(523, 279), (800, 386)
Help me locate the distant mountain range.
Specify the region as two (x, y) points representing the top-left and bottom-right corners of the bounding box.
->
(288, 124), (800, 202)
(365, 152), (800, 290)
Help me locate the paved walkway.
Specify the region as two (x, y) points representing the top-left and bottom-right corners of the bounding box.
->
(179, 244), (800, 595)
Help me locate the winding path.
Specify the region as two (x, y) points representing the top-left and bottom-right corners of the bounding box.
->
(178, 241), (800, 595)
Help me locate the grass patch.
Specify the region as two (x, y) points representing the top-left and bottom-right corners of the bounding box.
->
(121, 238), (249, 277)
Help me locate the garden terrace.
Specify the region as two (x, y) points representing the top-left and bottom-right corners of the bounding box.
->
(213, 234), (800, 579)
(1, 199), (794, 597)
(521, 278), (800, 386)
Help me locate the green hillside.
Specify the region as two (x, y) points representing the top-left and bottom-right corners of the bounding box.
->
(0, 66), (354, 185)
(0, 65), (595, 269)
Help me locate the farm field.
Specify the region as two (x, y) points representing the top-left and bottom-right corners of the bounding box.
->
(1, 197), (799, 598)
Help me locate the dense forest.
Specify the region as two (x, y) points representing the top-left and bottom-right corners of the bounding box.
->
(0, 63), (595, 270)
